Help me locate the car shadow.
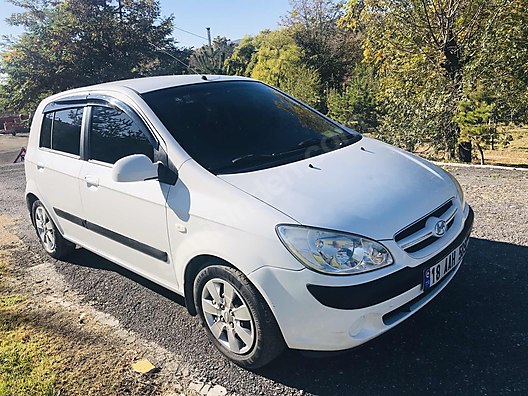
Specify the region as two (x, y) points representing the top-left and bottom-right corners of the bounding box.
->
(61, 248), (186, 308)
(56, 237), (528, 395)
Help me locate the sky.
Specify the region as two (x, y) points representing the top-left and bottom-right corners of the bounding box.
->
(0, 0), (293, 48)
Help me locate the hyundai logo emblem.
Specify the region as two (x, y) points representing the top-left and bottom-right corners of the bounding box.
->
(434, 220), (447, 237)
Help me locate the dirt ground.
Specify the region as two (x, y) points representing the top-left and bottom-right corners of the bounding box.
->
(0, 213), (200, 396)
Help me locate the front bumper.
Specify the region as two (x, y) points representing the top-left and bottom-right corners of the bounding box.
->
(249, 206), (474, 351)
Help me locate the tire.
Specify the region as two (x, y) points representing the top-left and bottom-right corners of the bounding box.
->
(194, 265), (285, 369)
(31, 200), (75, 259)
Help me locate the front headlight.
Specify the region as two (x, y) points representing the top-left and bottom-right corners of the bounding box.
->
(276, 225), (394, 275)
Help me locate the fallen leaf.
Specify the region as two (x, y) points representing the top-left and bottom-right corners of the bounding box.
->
(131, 359), (156, 374)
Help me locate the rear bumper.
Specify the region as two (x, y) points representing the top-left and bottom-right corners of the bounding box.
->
(249, 206), (473, 351)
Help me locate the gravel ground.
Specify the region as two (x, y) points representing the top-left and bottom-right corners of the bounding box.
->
(0, 134), (28, 164)
(1, 162), (527, 395)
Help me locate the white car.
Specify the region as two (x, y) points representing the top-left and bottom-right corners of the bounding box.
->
(25, 75), (473, 368)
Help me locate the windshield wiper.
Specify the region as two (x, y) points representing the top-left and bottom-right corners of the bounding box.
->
(207, 153), (277, 174)
(220, 134), (360, 173)
(296, 137), (323, 148)
(271, 139), (326, 158)
(231, 153), (274, 165)
(231, 139), (324, 166)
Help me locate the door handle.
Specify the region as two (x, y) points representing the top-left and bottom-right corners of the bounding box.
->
(84, 175), (99, 187)
(36, 162), (45, 171)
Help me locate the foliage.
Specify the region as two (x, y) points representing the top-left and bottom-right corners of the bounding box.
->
(0, 0), (182, 112)
(225, 35), (259, 77)
(465, 0), (528, 125)
(284, 0), (357, 84)
(340, 0), (505, 156)
(189, 36), (235, 74)
(455, 86), (494, 142)
(280, 64), (322, 108)
(249, 29), (322, 108)
(282, 0), (363, 111)
(326, 64), (379, 132)
(453, 84), (496, 163)
(378, 76), (455, 153)
(149, 46), (194, 77)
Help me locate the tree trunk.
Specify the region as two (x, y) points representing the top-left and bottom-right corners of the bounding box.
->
(473, 138), (485, 165)
(441, 27), (464, 156)
(442, 27), (463, 93)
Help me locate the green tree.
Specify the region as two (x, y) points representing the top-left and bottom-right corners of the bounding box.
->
(249, 29), (322, 108)
(283, 0), (363, 111)
(326, 64), (379, 132)
(341, 0), (503, 157)
(189, 36), (235, 74)
(1, 0), (179, 112)
(225, 35), (259, 76)
(466, 0), (528, 125)
(454, 85), (496, 164)
(282, 0), (361, 88)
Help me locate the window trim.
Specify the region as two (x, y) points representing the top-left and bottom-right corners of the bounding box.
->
(86, 102), (159, 166)
(39, 106), (85, 158)
(85, 96), (160, 150)
(80, 106), (91, 161)
(43, 95), (88, 113)
(38, 146), (81, 160)
(41, 94), (163, 166)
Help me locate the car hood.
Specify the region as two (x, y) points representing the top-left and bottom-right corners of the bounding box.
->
(218, 137), (457, 240)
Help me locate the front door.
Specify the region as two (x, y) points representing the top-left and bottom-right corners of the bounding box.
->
(78, 104), (176, 287)
(33, 107), (86, 241)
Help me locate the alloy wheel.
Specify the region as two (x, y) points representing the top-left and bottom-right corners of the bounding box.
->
(201, 278), (255, 354)
(35, 206), (56, 252)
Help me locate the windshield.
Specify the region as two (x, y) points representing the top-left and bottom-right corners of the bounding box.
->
(141, 81), (361, 174)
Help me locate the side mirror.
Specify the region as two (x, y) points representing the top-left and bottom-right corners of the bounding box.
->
(112, 154), (159, 182)
(112, 154), (179, 185)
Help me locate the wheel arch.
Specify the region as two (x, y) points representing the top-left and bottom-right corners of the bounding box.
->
(26, 192), (40, 225)
(183, 254), (236, 316)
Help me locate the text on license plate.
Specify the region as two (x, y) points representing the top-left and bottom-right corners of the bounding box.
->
(423, 236), (469, 290)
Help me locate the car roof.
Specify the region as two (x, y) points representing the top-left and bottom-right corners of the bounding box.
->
(96, 74), (253, 94)
(41, 75), (254, 105)
(82, 75), (251, 95)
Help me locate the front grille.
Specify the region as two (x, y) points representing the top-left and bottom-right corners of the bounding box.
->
(394, 199), (457, 255)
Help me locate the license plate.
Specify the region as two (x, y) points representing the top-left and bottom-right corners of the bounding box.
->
(423, 236), (469, 290)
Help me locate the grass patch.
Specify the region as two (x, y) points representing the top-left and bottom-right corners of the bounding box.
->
(484, 125), (528, 166)
(0, 235), (60, 396)
(0, 295), (24, 308)
(0, 296), (60, 396)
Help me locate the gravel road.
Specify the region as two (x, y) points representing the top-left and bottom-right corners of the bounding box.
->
(1, 162), (527, 395)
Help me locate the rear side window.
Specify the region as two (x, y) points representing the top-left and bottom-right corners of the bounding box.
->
(39, 113), (53, 148)
(40, 108), (83, 156)
(89, 106), (154, 164)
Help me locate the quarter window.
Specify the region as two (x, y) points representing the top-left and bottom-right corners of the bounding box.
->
(39, 108), (83, 156)
(39, 113), (53, 149)
(89, 106), (154, 164)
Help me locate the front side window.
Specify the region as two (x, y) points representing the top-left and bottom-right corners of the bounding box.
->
(141, 81), (361, 174)
(89, 106), (154, 164)
(40, 108), (83, 156)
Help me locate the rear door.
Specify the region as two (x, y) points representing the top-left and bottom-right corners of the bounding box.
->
(78, 102), (176, 286)
(33, 106), (86, 241)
